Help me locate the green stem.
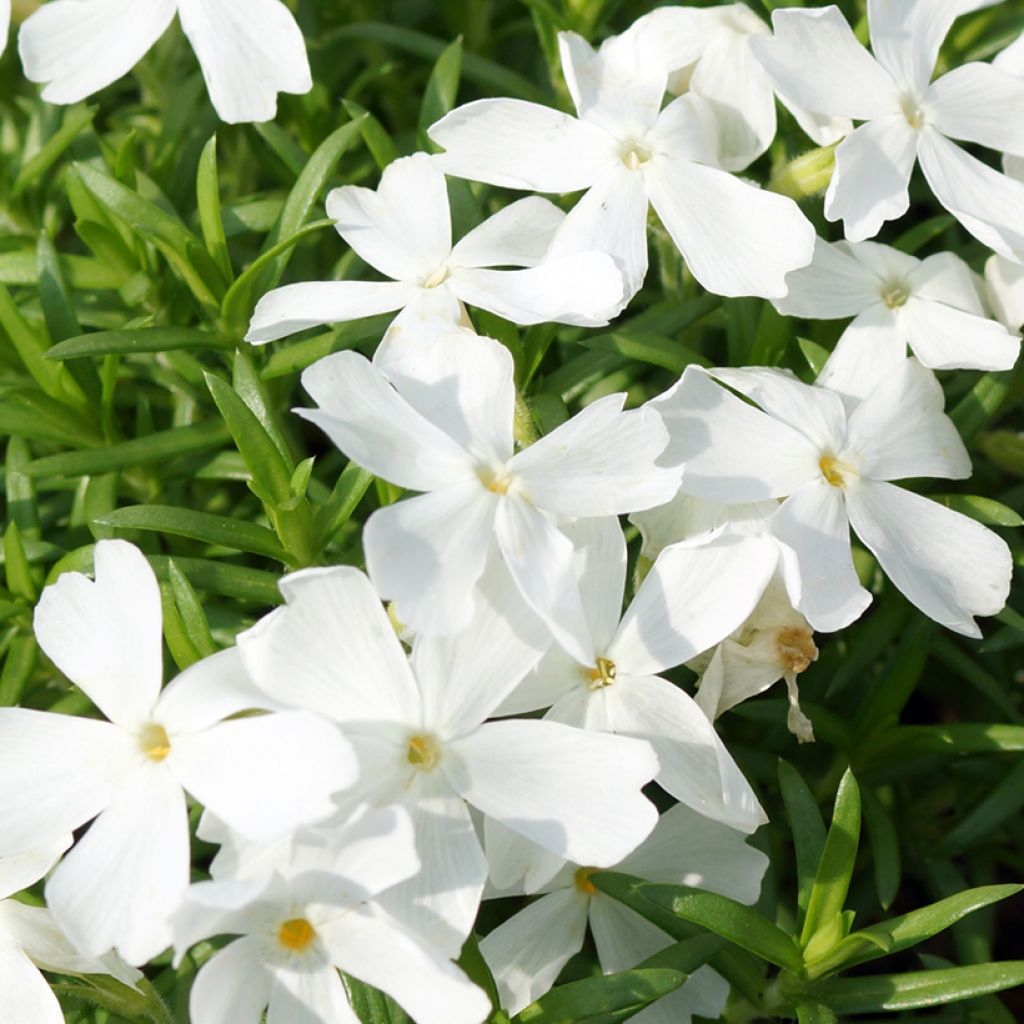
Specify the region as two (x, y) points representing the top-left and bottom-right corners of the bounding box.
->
(769, 145), (837, 200)
(514, 390), (540, 449)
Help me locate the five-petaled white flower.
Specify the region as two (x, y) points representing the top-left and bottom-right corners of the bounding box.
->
(246, 152), (626, 366)
(776, 237), (1020, 403)
(18, 0), (312, 123)
(0, 842), (142, 1024)
(495, 517), (775, 833)
(656, 361), (1013, 637)
(750, 1), (1024, 257)
(0, 540), (357, 964)
(173, 808), (491, 1024)
(296, 328), (678, 653)
(237, 564), (661, 958)
(428, 29), (815, 301)
(481, 803), (767, 1020)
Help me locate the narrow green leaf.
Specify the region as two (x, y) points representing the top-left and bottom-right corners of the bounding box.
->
(168, 560), (216, 660)
(798, 337), (830, 376)
(861, 788), (901, 912)
(344, 975), (412, 1024)
(513, 968), (686, 1024)
(0, 389), (102, 447)
(315, 462), (374, 548)
(419, 37), (464, 142)
(635, 934), (725, 975)
(0, 284), (80, 403)
(933, 494), (1024, 527)
(811, 962), (1024, 1013)
(196, 136), (233, 282)
(148, 556), (282, 605)
(47, 326), (233, 360)
(4, 523), (38, 602)
(800, 770), (861, 948)
(0, 634), (38, 707)
(96, 506), (288, 562)
(457, 934), (500, 1014)
(0, 251), (125, 290)
(591, 872), (803, 973)
(936, 759), (1024, 855)
(952, 372), (1010, 441)
(579, 330), (708, 374)
(778, 759), (827, 926)
(13, 105), (96, 196)
(342, 100), (400, 170)
(5, 438), (40, 538)
(796, 1003), (838, 1024)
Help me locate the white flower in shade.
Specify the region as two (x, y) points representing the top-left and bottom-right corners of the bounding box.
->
(428, 30), (815, 301)
(480, 804), (768, 1021)
(237, 564), (661, 958)
(693, 578), (817, 744)
(776, 238), (1020, 402)
(18, 0), (311, 123)
(246, 152), (625, 356)
(296, 329), (678, 652)
(0, 540), (357, 965)
(750, 1), (1024, 257)
(0, 843), (142, 1024)
(174, 808), (491, 1024)
(656, 361), (1013, 638)
(619, 4), (849, 171)
(495, 517), (774, 833)
(0, 0), (9, 57)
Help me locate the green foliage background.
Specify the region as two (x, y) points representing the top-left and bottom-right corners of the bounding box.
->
(1, 1), (1023, 1021)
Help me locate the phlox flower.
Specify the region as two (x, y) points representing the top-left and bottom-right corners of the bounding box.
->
(495, 517), (775, 833)
(0, 843), (141, 1024)
(1, 0), (8, 57)
(618, 3), (849, 171)
(237, 564), (661, 957)
(0, 540), (357, 964)
(173, 808), (491, 1024)
(656, 360), (1013, 637)
(428, 29), (815, 301)
(18, 0), (311, 123)
(296, 328), (678, 652)
(480, 804), (767, 1020)
(246, 152), (625, 364)
(776, 238), (1020, 402)
(751, 1), (1024, 257)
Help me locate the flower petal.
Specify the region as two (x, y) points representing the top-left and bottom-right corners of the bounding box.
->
(647, 158), (815, 299)
(655, 367), (821, 501)
(267, 961), (356, 1024)
(985, 253), (1024, 331)
(46, 765), (189, 964)
(245, 280), (415, 345)
(298, 350), (475, 491)
(749, 7), (899, 120)
(18, 0), (175, 105)
(928, 63), (1024, 156)
(769, 481), (871, 633)
(846, 480), (1012, 637)
(0, 840), (69, 901)
(824, 116), (918, 242)
(451, 197), (565, 268)
(448, 719), (659, 868)
(611, 533), (779, 675)
(0, 710), (136, 856)
(773, 237), (881, 319)
(366, 485), (498, 637)
(817, 306), (906, 406)
(177, 0), (311, 124)
(189, 936), (274, 1024)
(430, 99), (615, 192)
(479, 888), (589, 1015)
(605, 675), (765, 833)
(238, 566), (421, 727)
(0, 941), (64, 1024)
(33, 539), (162, 729)
(899, 296), (1020, 372)
(843, 358), (970, 480)
(325, 153), (452, 281)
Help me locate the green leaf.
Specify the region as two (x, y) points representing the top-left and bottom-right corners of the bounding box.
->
(932, 494), (1024, 527)
(796, 1003), (838, 1024)
(591, 872), (803, 973)
(168, 559), (216, 660)
(47, 326), (233, 360)
(778, 759), (827, 926)
(4, 522), (38, 602)
(935, 759), (1024, 855)
(457, 934), (500, 1013)
(579, 330), (708, 374)
(811, 962), (1024, 1013)
(341, 101), (400, 170)
(951, 372), (1010, 441)
(513, 968), (686, 1024)
(798, 337), (830, 376)
(861, 788), (901, 912)
(419, 37), (464, 142)
(0, 389), (102, 447)
(95, 506), (289, 562)
(13, 105), (97, 197)
(196, 135), (233, 283)
(315, 462), (374, 548)
(344, 975), (412, 1024)
(800, 770), (861, 949)
(634, 934), (725, 975)
(23, 421), (230, 477)
(148, 556), (281, 605)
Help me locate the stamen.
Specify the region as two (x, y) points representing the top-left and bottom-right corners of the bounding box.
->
(881, 282), (910, 309)
(477, 464), (512, 495)
(422, 264), (451, 289)
(819, 454), (850, 488)
(620, 142), (653, 171)
(574, 867), (596, 895)
(139, 722), (171, 762)
(776, 626), (817, 676)
(586, 657), (617, 690)
(278, 918), (316, 952)
(900, 95), (926, 129)
(407, 733), (442, 771)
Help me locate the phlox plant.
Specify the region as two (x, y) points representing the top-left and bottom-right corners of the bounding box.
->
(0, 2), (1023, 1024)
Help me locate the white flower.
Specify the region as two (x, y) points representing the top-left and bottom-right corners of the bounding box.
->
(0, 540), (357, 964)
(0, 843), (142, 1024)
(428, 29), (815, 300)
(480, 804), (767, 1020)
(619, 3), (849, 171)
(693, 578), (817, 744)
(237, 563), (661, 957)
(297, 328), (678, 649)
(750, 1), (1024, 257)
(0, 0), (9, 57)
(174, 808), (491, 1024)
(656, 361), (1013, 637)
(495, 517), (773, 833)
(18, 0), (311, 123)
(776, 237), (1020, 402)
(246, 152), (626, 360)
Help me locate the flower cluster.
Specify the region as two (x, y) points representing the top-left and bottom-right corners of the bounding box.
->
(0, 2), (1021, 1024)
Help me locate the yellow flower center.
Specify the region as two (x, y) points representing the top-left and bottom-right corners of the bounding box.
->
(620, 142), (653, 171)
(278, 918), (316, 952)
(574, 867), (597, 895)
(139, 722), (171, 762)
(407, 733), (442, 771)
(881, 282), (910, 309)
(900, 95), (926, 129)
(422, 264), (451, 289)
(477, 463), (512, 495)
(819, 454), (854, 489)
(586, 657), (617, 690)
(775, 627), (817, 676)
